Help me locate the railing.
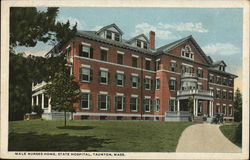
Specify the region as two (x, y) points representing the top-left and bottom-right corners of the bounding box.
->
(166, 111), (190, 116)
(181, 72), (197, 78)
(32, 81), (47, 91)
(177, 89), (213, 97)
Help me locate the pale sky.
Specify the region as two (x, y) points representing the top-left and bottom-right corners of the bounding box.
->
(15, 7), (243, 91)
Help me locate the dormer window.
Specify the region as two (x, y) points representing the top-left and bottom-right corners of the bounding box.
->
(219, 65), (225, 71)
(115, 33), (120, 41)
(105, 30), (121, 41)
(181, 45), (194, 60)
(136, 40), (141, 47)
(143, 42), (148, 49)
(106, 31), (112, 39)
(136, 40), (148, 49)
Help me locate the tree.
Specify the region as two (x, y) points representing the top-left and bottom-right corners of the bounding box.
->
(9, 7), (77, 121)
(188, 97), (194, 121)
(234, 88), (242, 122)
(45, 71), (80, 126)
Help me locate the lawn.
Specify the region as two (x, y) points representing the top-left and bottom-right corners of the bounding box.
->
(219, 122), (242, 147)
(9, 120), (193, 152)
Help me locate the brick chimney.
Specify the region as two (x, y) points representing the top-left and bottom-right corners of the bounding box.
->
(149, 31), (155, 50)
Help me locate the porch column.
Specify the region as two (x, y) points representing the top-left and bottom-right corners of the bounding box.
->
(36, 95), (39, 105)
(193, 98), (196, 116)
(211, 101), (214, 117)
(41, 93), (44, 109)
(31, 96), (34, 106)
(195, 99), (198, 116)
(177, 99), (180, 112)
(209, 100), (212, 117)
(48, 98), (52, 113)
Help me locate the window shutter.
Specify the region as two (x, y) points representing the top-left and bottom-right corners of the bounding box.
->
(143, 78), (146, 89)
(90, 69), (93, 82)
(123, 96), (126, 112)
(130, 98), (132, 111)
(89, 94), (92, 110)
(123, 74), (126, 84)
(79, 67), (82, 81)
(108, 72), (111, 84)
(98, 70), (101, 83)
(137, 98), (140, 112)
(150, 99), (153, 112)
(90, 47), (93, 58)
(130, 75), (132, 87)
(107, 95), (110, 110)
(79, 44), (82, 56)
(98, 95), (101, 110)
(138, 77), (140, 88)
(169, 62), (171, 70)
(115, 96), (117, 111)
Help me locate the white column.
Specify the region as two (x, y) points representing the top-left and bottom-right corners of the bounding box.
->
(211, 101), (214, 117)
(193, 98), (196, 116)
(31, 96), (34, 106)
(177, 100), (180, 112)
(195, 100), (198, 116)
(36, 95), (39, 105)
(41, 93), (44, 109)
(48, 98), (52, 113)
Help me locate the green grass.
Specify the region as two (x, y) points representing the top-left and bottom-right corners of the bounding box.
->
(219, 122), (242, 147)
(9, 120), (193, 152)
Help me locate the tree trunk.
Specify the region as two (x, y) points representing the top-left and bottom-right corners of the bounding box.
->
(64, 109), (66, 126)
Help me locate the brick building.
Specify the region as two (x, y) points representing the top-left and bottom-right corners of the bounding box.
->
(32, 23), (237, 121)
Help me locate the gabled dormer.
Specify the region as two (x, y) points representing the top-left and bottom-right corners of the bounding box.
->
(127, 34), (149, 50)
(181, 45), (194, 60)
(96, 23), (123, 42)
(211, 60), (227, 72)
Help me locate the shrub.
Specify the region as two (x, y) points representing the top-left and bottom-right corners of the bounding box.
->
(32, 105), (44, 116)
(235, 122), (242, 145)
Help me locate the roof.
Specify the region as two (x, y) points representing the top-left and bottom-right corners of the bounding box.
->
(127, 34), (149, 43)
(211, 60), (227, 67)
(208, 68), (237, 78)
(96, 23), (124, 35)
(157, 35), (212, 65)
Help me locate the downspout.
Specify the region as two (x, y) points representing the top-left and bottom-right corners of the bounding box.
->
(140, 56), (144, 120)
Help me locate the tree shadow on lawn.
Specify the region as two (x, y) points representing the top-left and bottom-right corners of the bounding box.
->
(57, 126), (95, 130)
(9, 132), (112, 151)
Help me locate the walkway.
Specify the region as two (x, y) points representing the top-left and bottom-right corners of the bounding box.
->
(176, 123), (241, 152)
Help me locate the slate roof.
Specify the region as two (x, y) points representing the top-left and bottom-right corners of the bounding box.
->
(211, 60), (227, 67)
(127, 34), (149, 43)
(96, 23), (124, 35)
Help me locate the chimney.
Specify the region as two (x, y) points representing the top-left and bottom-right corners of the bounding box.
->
(149, 31), (155, 50)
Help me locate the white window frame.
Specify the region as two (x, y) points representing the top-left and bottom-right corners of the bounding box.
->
(156, 77), (160, 90)
(130, 96), (138, 112)
(80, 92), (90, 110)
(80, 43), (91, 58)
(155, 98), (160, 112)
(144, 98), (151, 112)
(116, 72), (124, 87)
(115, 93), (124, 111)
(131, 74), (139, 88)
(100, 68), (108, 85)
(144, 76), (151, 90)
(80, 65), (91, 82)
(99, 92), (108, 110)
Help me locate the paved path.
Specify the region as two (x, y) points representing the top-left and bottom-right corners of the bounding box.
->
(176, 123), (241, 152)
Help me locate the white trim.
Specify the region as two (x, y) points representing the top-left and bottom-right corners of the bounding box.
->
(223, 89), (227, 91)
(144, 96), (151, 99)
(209, 74), (214, 76)
(131, 73), (138, 76)
(155, 96), (159, 99)
(131, 94), (138, 98)
(116, 70), (124, 74)
(182, 63), (193, 67)
(132, 54), (139, 58)
(81, 64), (90, 68)
(145, 58), (152, 61)
(170, 97), (176, 99)
(66, 45), (70, 49)
(100, 67), (108, 71)
(145, 75), (151, 79)
(156, 58), (160, 61)
(170, 60), (176, 63)
(81, 42), (91, 46)
(170, 77), (176, 80)
(223, 104), (226, 106)
(217, 76), (220, 77)
(73, 112), (165, 118)
(81, 89), (90, 93)
(198, 67), (203, 70)
(229, 104), (233, 106)
(117, 51), (124, 54)
(216, 103), (220, 105)
(116, 93), (124, 96)
(198, 82), (202, 85)
(229, 91), (233, 93)
(209, 87), (214, 89)
(216, 88), (221, 90)
(99, 91), (108, 94)
(75, 56), (156, 73)
(100, 47), (109, 51)
(208, 82), (234, 89)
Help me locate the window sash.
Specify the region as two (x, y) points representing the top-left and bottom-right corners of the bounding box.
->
(100, 95), (107, 109)
(145, 60), (151, 70)
(116, 96), (124, 110)
(81, 67), (90, 81)
(144, 99), (151, 112)
(106, 31), (112, 39)
(117, 54), (124, 64)
(100, 71), (108, 84)
(130, 97), (138, 111)
(132, 76), (138, 88)
(156, 79), (160, 90)
(144, 78), (151, 89)
(81, 93), (89, 109)
(132, 57), (138, 67)
(101, 50), (108, 61)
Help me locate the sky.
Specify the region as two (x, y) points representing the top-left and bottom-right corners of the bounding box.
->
(15, 7), (243, 90)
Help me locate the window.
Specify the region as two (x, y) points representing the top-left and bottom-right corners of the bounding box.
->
(223, 105), (227, 115)
(144, 77), (151, 90)
(115, 33), (120, 41)
(155, 99), (160, 112)
(117, 116), (123, 120)
(169, 61), (177, 72)
(143, 42), (147, 49)
(181, 45), (194, 60)
(66, 47), (71, 57)
(156, 60), (161, 70)
(106, 30), (112, 39)
(209, 88), (214, 96)
(169, 99), (176, 111)
(198, 84), (203, 90)
(216, 76), (221, 84)
(197, 68), (203, 78)
(145, 60), (151, 70)
(79, 45), (90, 57)
(209, 74), (214, 83)
(198, 102), (203, 113)
(228, 92), (233, 100)
(99, 70), (108, 84)
(144, 98), (152, 112)
(98, 94), (109, 110)
(216, 104), (220, 113)
(169, 79), (176, 91)
(136, 40), (142, 47)
(115, 95), (125, 111)
(80, 93), (90, 109)
(228, 79), (233, 87)
(79, 66), (91, 82)
(101, 49), (108, 61)
(116, 73), (124, 86)
(132, 56), (138, 67)
(156, 78), (160, 90)
(222, 91), (227, 99)
(131, 75), (139, 88)
(130, 97), (138, 111)
(229, 106), (233, 116)
(222, 78), (228, 85)
(216, 89), (221, 98)
(117, 53), (124, 64)
(81, 115), (89, 120)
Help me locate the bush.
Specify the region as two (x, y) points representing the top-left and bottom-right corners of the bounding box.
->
(32, 105), (44, 116)
(235, 122), (242, 145)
